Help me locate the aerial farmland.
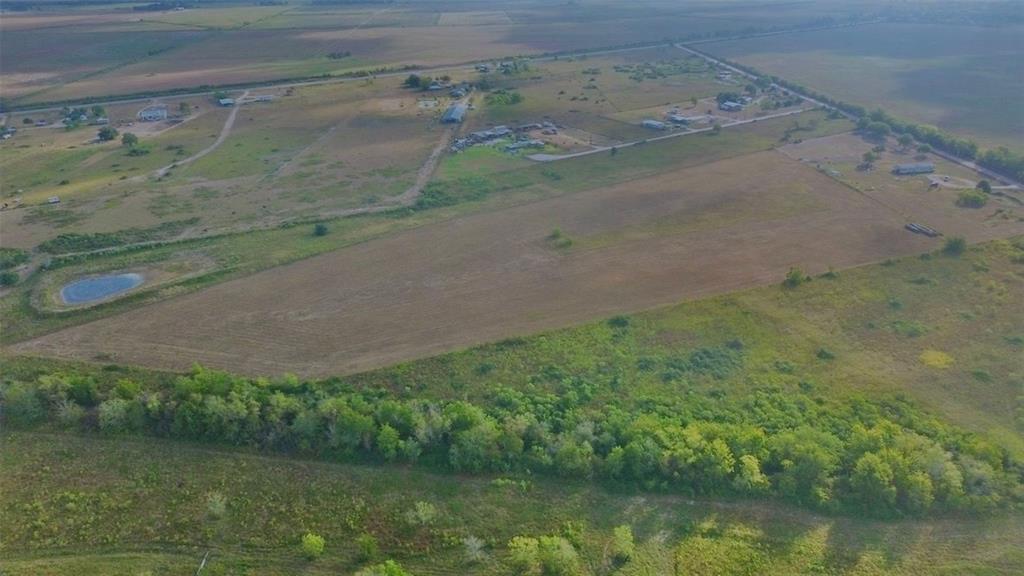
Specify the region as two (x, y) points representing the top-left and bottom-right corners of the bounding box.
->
(1, 1), (1023, 575)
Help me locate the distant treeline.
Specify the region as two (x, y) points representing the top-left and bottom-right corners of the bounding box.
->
(2, 0), (238, 10)
(133, 2), (198, 12)
(687, 46), (1024, 183)
(3, 360), (1020, 519)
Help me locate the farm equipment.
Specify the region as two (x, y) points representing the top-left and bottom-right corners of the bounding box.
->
(905, 223), (941, 237)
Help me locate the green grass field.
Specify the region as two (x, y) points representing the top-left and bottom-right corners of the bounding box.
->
(705, 22), (1024, 151)
(2, 430), (1022, 576)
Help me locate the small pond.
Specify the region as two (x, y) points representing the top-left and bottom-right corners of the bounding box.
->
(60, 273), (144, 305)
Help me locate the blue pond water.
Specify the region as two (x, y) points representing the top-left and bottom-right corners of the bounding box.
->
(61, 273), (144, 305)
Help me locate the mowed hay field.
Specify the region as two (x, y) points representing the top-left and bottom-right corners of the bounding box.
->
(705, 22), (1024, 150)
(15, 147), (1024, 377)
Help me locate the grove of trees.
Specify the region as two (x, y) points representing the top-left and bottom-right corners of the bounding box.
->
(3, 363), (1020, 519)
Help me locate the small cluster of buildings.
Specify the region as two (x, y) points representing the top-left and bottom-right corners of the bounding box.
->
(137, 104), (168, 122)
(425, 81), (472, 98)
(450, 121), (557, 153)
(504, 139), (545, 152)
(643, 108), (710, 131)
(450, 125), (512, 151)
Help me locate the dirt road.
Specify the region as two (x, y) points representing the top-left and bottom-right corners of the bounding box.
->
(154, 90), (248, 178)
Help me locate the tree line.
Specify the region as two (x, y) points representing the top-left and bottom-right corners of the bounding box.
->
(3, 362), (1020, 519)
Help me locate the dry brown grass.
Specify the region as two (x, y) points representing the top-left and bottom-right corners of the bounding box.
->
(16, 149), (1023, 376)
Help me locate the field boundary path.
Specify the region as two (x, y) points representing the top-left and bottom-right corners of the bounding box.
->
(153, 90), (248, 178)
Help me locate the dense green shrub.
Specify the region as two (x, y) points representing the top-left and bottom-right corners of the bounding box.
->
(943, 237), (967, 256)
(38, 218), (198, 254)
(301, 532), (325, 559)
(0, 247), (29, 270)
(782, 267), (808, 289)
(956, 190), (988, 208)
(485, 90), (524, 106)
(0, 271), (19, 286)
(611, 525), (635, 563)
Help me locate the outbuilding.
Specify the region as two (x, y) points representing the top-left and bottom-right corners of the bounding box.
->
(642, 119), (667, 130)
(892, 162), (935, 175)
(441, 103), (467, 124)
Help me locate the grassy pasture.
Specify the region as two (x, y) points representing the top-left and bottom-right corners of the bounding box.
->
(0, 78), (442, 249)
(0, 111), (849, 343)
(3, 430), (1021, 575)
(705, 22), (1024, 150)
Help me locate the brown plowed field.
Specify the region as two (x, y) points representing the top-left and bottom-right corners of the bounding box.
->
(14, 150), (1023, 377)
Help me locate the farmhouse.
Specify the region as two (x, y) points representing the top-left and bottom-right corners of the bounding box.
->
(892, 162), (935, 175)
(441, 103), (467, 123)
(642, 119), (667, 130)
(136, 104), (168, 122)
(218, 98), (236, 107)
(718, 101), (743, 112)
